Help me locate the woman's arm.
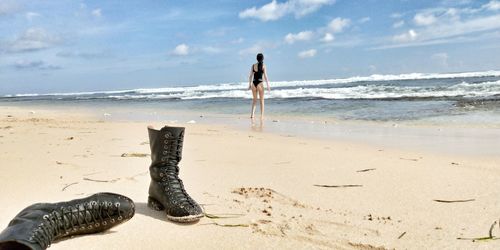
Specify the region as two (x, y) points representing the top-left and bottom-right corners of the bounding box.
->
(263, 65), (270, 91)
(248, 65), (254, 90)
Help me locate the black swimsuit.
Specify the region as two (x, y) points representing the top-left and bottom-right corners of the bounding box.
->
(252, 64), (263, 87)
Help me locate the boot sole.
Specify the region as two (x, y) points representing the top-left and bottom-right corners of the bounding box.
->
(148, 196), (204, 223)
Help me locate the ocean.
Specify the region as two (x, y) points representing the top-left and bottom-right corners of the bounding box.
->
(2, 71), (500, 124)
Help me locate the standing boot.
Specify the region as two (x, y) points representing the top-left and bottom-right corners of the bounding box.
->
(147, 126), (204, 222)
(0, 192), (135, 250)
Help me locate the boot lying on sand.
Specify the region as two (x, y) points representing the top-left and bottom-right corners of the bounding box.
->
(147, 126), (204, 223)
(0, 192), (135, 250)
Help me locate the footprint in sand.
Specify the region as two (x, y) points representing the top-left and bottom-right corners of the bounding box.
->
(221, 187), (384, 249)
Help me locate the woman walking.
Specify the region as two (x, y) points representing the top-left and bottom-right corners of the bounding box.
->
(248, 53), (270, 119)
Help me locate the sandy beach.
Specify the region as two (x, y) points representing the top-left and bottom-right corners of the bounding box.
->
(0, 105), (499, 249)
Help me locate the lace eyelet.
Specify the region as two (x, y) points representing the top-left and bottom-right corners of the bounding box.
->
(103, 221), (107, 226)
(111, 219), (115, 223)
(115, 202), (120, 207)
(159, 173), (164, 177)
(43, 215), (49, 219)
(118, 216), (123, 220)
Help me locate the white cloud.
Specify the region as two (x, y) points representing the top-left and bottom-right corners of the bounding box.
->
(91, 8), (102, 17)
(56, 50), (110, 59)
(358, 17), (371, 23)
(202, 46), (222, 54)
(6, 28), (60, 52)
(13, 60), (61, 70)
(0, 1), (19, 15)
(26, 12), (41, 21)
(390, 13), (403, 19)
(431, 52), (449, 67)
(239, 44), (264, 56)
(284, 30), (313, 44)
(171, 44), (189, 56)
(414, 13), (437, 26)
(393, 29), (418, 42)
(239, 0), (334, 21)
(298, 49), (316, 58)
(368, 65), (377, 73)
(393, 20), (405, 28)
(231, 37), (245, 44)
(321, 33), (334, 42)
(483, 0), (500, 11)
(327, 17), (351, 33)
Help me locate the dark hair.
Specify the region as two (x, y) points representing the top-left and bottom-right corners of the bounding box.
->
(256, 53), (264, 72)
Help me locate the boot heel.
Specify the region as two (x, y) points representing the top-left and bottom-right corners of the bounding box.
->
(147, 197), (165, 211)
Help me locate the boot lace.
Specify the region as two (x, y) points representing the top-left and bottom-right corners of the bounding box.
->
(29, 200), (123, 248)
(160, 131), (183, 165)
(159, 131), (198, 210)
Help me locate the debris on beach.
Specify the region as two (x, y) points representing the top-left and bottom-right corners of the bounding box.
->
(121, 152), (149, 157)
(272, 120), (279, 122)
(399, 157), (420, 161)
(103, 113), (111, 116)
(187, 120), (196, 124)
(314, 184), (363, 188)
(451, 162), (459, 165)
(356, 168), (376, 173)
(202, 222), (250, 228)
(62, 182), (78, 191)
(433, 199), (475, 203)
(457, 219), (500, 242)
(65, 136), (74, 140)
(398, 231), (407, 239)
(83, 177), (120, 183)
(1, 126), (12, 129)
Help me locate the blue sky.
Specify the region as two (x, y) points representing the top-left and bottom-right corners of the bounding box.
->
(1, 0), (500, 94)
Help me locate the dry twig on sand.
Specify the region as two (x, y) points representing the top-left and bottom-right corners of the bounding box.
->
(62, 182), (78, 191)
(433, 199), (475, 203)
(314, 184), (363, 188)
(83, 177), (119, 183)
(398, 232), (406, 239)
(121, 153), (149, 157)
(457, 220), (500, 242)
(202, 222), (249, 228)
(204, 213), (246, 219)
(356, 168), (376, 173)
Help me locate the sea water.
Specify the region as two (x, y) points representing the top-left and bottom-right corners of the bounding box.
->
(2, 71), (500, 124)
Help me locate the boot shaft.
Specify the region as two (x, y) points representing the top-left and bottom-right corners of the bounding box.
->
(148, 126), (185, 168)
(0, 193), (135, 250)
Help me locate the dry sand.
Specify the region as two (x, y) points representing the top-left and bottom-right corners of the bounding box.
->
(0, 105), (499, 249)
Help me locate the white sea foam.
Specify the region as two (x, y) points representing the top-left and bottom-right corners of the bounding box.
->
(100, 80), (500, 100)
(3, 71), (500, 99)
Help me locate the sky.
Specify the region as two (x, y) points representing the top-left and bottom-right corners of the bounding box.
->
(1, 0), (500, 94)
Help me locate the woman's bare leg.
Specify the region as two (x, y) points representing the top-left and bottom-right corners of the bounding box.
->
(251, 84), (258, 118)
(257, 84), (265, 119)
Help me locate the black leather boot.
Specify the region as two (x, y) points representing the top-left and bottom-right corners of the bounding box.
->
(147, 126), (203, 222)
(0, 192), (135, 250)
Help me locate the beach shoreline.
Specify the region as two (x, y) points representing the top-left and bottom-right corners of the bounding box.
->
(0, 105), (499, 249)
